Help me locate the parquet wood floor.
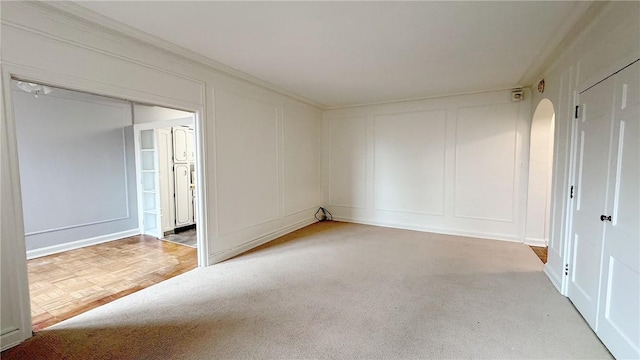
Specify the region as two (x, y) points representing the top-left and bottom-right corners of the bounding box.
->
(27, 235), (197, 332)
(530, 246), (548, 264)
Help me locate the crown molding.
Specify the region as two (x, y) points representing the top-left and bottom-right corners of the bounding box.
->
(11, 1), (604, 111)
(323, 86), (523, 111)
(518, 1), (608, 87)
(31, 1), (326, 110)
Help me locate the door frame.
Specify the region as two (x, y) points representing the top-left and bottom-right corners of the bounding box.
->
(1, 63), (210, 348)
(561, 109), (580, 296)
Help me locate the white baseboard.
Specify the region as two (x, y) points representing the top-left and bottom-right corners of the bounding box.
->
(1, 328), (23, 352)
(26, 229), (140, 259)
(524, 237), (548, 247)
(331, 216), (522, 243)
(209, 217), (317, 264)
(543, 265), (563, 294)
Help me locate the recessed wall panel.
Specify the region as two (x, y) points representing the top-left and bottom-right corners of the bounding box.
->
(374, 110), (446, 214)
(328, 117), (367, 208)
(605, 258), (640, 346)
(216, 91), (279, 235)
(13, 90), (131, 235)
(454, 102), (518, 221)
(284, 110), (321, 215)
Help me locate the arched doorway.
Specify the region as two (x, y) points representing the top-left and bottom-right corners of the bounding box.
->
(525, 99), (555, 260)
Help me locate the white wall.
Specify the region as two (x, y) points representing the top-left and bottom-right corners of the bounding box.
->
(0, 1), (322, 349)
(528, 1), (640, 291)
(323, 90), (531, 242)
(12, 86), (139, 256)
(210, 87), (322, 259)
(524, 100), (555, 246)
(133, 105), (193, 124)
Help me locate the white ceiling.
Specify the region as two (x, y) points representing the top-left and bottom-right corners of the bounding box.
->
(74, 1), (589, 108)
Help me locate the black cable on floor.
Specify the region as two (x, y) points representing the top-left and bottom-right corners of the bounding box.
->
(315, 207), (333, 222)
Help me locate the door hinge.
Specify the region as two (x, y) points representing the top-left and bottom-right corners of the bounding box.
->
(574, 105), (580, 119)
(570, 185), (574, 199)
(565, 263), (570, 276)
(173, 193), (176, 198)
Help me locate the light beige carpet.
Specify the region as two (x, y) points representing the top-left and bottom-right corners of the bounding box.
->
(3, 222), (612, 359)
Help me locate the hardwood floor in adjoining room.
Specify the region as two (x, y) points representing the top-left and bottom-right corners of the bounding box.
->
(28, 235), (197, 331)
(530, 246), (548, 264)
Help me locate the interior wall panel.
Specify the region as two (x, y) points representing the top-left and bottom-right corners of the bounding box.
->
(283, 110), (321, 215)
(324, 90), (528, 242)
(215, 90), (280, 236)
(12, 88), (139, 252)
(373, 110), (446, 215)
(328, 117), (367, 208)
(454, 102), (519, 222)
(14, 90), (130, 234)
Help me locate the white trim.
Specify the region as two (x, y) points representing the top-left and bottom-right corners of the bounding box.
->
(25, 216), (130, 236)
(1, 65), (39, 350)
(26, 229), (139, 260)
(524, 237), (548, 247)
(283, 206), (321, 218)
(1, 329), (24, 352)
(544, 265), (564, 294)
(518, 1), (599, 86)
(209, 217), (317, 264)
(133, 124), (144, 234)
(134, 117), (194, 129)
(193, 107), (210, 268)
(561, 96), (580, 296)
(331, 216), (522, 243)
(324, 87), (520, 111)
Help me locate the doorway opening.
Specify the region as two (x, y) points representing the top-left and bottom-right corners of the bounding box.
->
(10, 80), (203, 331)
(133, 105), (199, 249)
(526, 98), (555, 263)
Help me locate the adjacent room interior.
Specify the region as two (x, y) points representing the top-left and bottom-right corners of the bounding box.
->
(1, 1), (638, 359)
(11, 82), (201, 331)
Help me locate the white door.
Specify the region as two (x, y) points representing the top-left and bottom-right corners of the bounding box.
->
(568, 76), (615, 328)
(174, 163), (193, 227)
(173, 126), (188, 163)
(139, 129), (163, 239)
(187, 128), (195, 163)
(157, 128), (175, 232)
(596, 62), (639, 359)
